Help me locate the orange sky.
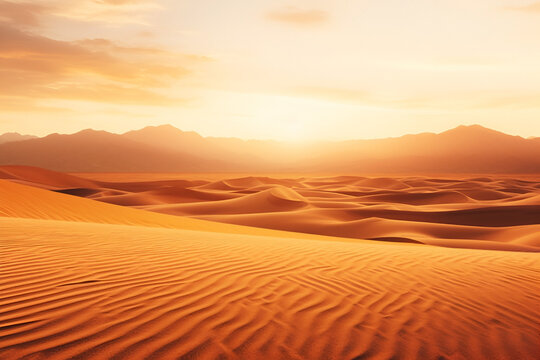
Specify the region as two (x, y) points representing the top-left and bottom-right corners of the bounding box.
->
(1, 0), (540, 140)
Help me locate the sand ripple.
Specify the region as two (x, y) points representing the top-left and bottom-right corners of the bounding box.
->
(1, 218), (539, 359)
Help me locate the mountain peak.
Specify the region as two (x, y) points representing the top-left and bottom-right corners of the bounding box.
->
(155, 124), (179, 130)
(451, 124), (489, 132)
(124, 124), (203, 140)
(441, 124), (510, 138)
(0, 132), (38, 144)
(71, 129), (116, 138)
(76, 128), (107, 134)
(137, 124), (181, 132)
(40, 129), (117, 141)
(1, 123), (538, 173)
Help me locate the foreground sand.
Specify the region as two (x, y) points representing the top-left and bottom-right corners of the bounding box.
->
(1, 178), (540, 359)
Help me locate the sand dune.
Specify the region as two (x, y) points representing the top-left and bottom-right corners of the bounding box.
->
(151, 186), (308, 215)
(1, 218), (539, 359)
(0, 165), (97, 189)
(356, 190), (472, 205)
(1, 168), (539, 359)
(1, 166), (539, 251)
(149, 176), (539, 251)
(0, 179), (344, 243)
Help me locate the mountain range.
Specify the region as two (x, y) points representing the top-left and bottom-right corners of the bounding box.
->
(0, 132), (37, 144)
(0, 125), (538, 173)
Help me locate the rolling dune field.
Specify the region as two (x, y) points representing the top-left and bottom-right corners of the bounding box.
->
(4, 166), (538, 251)
(1, 167), (539, 359)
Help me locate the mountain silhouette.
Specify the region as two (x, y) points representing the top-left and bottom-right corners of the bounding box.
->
(0, 125), (538, 173)
(0, 129), (227, 172)
(0, 132), (37, 144)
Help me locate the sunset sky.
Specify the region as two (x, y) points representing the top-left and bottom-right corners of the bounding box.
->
(1, 0), (540, 141)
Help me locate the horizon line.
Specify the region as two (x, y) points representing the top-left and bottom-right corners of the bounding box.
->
(2, 123), (538, 143)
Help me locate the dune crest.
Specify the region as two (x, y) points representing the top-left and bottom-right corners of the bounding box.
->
(2, 166), (540, 251)
(0, 179), (352, 243)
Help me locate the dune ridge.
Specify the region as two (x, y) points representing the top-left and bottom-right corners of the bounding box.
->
(0, 179), (351, 243)
(3, 166), (537, 251)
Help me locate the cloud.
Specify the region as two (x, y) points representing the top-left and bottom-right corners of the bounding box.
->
(507, 2), (540, 13)
(0, 96), (73, 113)
(0, 20), (207, 107)
(95, 0), (147, 5)
(0, 0), (210, 113)
(0, 1), (49, 28)
(0, 1), (160, 27)
(265, 7), (329, 26)
(44, 83), (185, 105)
(50, 0), (160, 24)
(469, 94), (540, 109)
(287, 86), (540, 110)
(0, 24), (188, 83)
(0, 69), (182, 107)
(73, 38), (213, 64)
(289, 86), (439, 109)
(290, 87), (371, 103)
(137, 30), (155, 38)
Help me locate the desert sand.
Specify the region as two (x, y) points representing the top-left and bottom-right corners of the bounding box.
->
(1, 167), (540, 359)
(3, 165), (539, 251)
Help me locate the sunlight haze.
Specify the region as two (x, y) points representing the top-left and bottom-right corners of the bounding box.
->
(1, 0), (540, 140)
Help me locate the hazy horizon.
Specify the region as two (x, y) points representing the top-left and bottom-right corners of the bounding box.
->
(2, 123), (539, 143)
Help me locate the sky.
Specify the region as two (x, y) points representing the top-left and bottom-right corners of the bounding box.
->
(1, 0), (540, 141)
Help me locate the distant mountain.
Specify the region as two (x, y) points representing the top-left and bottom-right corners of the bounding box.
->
(306, 125), (540, 173)
(0, 125), (539, 173)
(0, 129), (230, 172)
(122, 125), (270, 166)
(123, 124), (205, 152)
(0, 132), (37, 144)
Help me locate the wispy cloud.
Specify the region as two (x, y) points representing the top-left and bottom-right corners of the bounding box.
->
(0, 96), (73, 113)
(0, 25), (189, 83)
(290, 87), (371, 103)
(0, 2), (209, 109)
(0, 1), (50, 28)
(50, 0), (161, 25)
(288, 86), (438, 109)
(507, 2), (540, 13)
(265, 7), (329, 26)
(95, 0), (148, 5)
(287, 86), (540, 110)
(0, 0), (160, 27)
(44, 83), (184, 106)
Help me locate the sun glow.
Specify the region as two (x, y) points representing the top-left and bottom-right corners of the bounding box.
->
(0, 0), (539, 139)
